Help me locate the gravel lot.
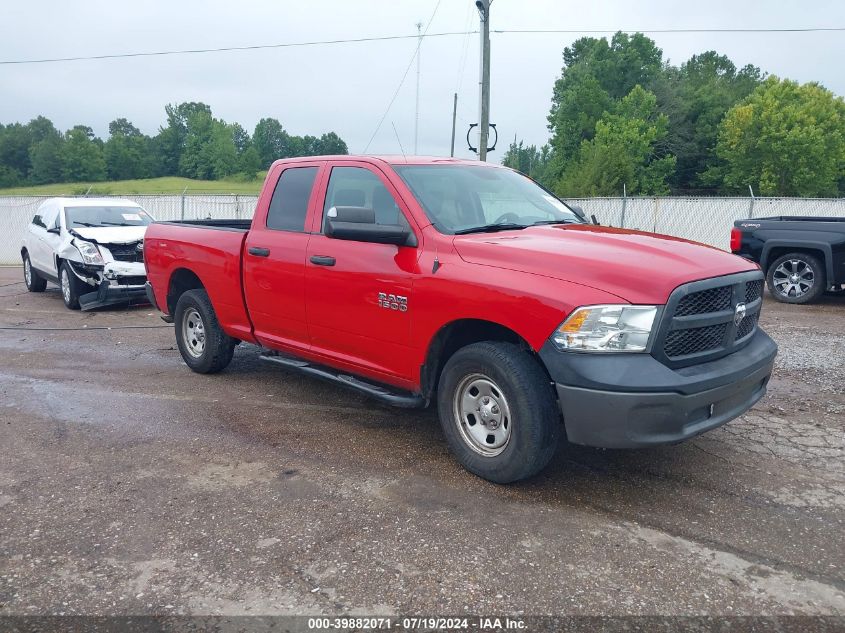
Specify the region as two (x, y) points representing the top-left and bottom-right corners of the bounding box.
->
(0, 265), (843, 619)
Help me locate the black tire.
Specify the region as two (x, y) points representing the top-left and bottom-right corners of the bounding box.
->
(766, 252), (826, 304)
(174, 289), (236, 374)
(22, 252), (47, 292)
(436, 341), (560, 484)
(60, 262), (91, 310)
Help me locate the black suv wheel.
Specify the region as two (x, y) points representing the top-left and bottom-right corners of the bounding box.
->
(766, 252), (826, 304)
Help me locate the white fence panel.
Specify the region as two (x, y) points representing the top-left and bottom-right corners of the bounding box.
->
(1, 194), (844, 265)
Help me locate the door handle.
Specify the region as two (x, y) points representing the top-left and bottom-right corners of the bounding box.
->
(310, 255), (336, 266)
(248, 246), (270, 257)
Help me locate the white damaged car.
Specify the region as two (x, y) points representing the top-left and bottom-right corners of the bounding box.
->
(21, 197), (153, 310)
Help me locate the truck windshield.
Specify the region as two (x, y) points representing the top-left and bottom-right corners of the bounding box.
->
(394, 165), (582, 234)
(65, 206), (153, 229)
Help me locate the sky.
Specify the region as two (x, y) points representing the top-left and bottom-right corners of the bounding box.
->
(2, 0), (844, 161)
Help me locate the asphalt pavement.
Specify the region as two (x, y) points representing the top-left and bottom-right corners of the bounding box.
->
(0, 266), (843, 620)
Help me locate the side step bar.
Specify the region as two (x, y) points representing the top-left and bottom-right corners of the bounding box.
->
(259, 352), (426, 409)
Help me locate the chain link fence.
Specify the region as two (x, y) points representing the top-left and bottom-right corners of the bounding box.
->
(1, 194), (844, 265)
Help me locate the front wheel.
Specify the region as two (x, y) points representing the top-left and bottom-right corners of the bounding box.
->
(766, 252), (826, 304)
(437, 342), (560, 483)
(174, 289), (236, 374)
(60, 262), (92, 310)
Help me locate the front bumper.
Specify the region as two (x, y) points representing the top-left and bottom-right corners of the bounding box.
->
(539, 330), (777, 448)
(79, 279), (148, 311)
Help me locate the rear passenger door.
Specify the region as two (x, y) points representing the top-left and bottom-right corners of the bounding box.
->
(243, 162), (323, 352)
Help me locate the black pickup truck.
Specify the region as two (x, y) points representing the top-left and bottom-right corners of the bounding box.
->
(731, 216), (845, 304)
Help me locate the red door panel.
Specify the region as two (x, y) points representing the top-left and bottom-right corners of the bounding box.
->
(304, 162), (423, 383)
(243, 163), (323, 352)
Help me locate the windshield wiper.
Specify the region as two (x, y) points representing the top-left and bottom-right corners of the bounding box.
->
(72, 222), (103, 228)
(530, 219), (579, 226)
(100, 221), (135, 226)
(453, 222), (529, 235)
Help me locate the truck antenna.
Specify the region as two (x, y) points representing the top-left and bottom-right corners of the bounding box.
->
(391, 121), (407, 162)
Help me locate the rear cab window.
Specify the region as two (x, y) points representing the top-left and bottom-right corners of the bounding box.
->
(266, 167), (319, 232)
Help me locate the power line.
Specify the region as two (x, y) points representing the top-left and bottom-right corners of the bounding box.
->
(0, 30), (472, 66)
(363, 0), (443, 154)
(4, 25), (838, 67)
(495, 27), (845, 34)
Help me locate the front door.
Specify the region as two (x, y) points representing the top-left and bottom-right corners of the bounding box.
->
(305, 163), (421, 383)
(243, 163), (323, 352)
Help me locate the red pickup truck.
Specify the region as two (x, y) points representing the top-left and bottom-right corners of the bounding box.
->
(144, 156), (777, 483)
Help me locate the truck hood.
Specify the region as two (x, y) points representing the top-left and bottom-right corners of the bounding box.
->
(71, 226), (148, 244)
(453, 224), (757, 304)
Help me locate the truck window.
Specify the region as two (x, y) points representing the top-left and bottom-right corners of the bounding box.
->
(322, 166), (409, 230)
(31, 214), (46, 228)
(266, 166), (319, 232)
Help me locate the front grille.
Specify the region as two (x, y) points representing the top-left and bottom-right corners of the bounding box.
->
(107, 242), (143, 263)
(656, 271), (764, 367)
(664, 323), (728, 357)
(745, 279), (764, 303)
(115, 276), (146, 286)
(735, 312), (758, 340)
(675, 286), (732, 316)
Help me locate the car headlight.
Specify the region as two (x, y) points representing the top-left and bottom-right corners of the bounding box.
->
(75, 240), (104, 266)
(552, 304), (658, 352)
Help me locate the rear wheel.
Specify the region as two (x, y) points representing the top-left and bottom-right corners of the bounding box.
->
(766, 252), (826, 304)
(60, 262), (91, 310)
(22, 253), (47, 292)
(174, 289), (236, 373)
(437, 342), (560, 483)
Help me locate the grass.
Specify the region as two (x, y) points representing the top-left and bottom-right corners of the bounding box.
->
(0, 174), (267, 196)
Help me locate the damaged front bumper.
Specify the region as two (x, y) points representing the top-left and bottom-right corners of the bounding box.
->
(71, 260), (149, 310)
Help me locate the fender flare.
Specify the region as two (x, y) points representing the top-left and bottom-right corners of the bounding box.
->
(760, 240), (834, 282)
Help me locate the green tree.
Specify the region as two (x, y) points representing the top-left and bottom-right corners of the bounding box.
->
(104, 118), (151, 180)
(253, 118), (290, 167)
(59, 125), (106, 182)
(558, 86), (676, 196)
(311, 131), (348, 155)
(179, 111), (238, 180)
(0, 123), (32, 182)
(155, 102), (212, 175)
(663, 52), (763, 191)
(547, 32), (663, 183)
(501, 140), (553, 185)
(709, 77), (845, 196)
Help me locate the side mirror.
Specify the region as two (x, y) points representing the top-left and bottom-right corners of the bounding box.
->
(47, 226), (61, 234)
(591, 214), (600, 226)
(325, 206), (415, 246)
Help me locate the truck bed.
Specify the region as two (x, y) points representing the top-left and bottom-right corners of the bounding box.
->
(156, 219), (252, 231)
(144, 220), (255, 342)
(752, 216), (845, 223)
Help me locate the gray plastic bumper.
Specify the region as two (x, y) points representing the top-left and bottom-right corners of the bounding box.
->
(540, 330), (777, 449)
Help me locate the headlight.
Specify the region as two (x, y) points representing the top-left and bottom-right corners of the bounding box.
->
(552, 304), (658, 352)
(75, 240), (104, 266)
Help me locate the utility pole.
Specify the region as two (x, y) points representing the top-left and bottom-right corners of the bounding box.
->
(414, 21), (422, 155)
(476, 0), (491, 161)
(450, 93), (458, 157)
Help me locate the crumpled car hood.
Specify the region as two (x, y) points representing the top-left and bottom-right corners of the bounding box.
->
(453, 224), (758, 304)
(71, 226), (147, 244)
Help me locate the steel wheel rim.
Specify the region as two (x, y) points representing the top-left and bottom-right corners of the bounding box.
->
(61, 269), (71, 303)
(773, 259), (814, 298)
(182, 308), (206, 358)
(24, 258), (32, 286)
(452, 373), (512, 457)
